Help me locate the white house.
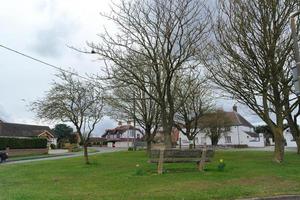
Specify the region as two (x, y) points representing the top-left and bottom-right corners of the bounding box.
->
(102, 122), (143, 148)
(178, 105), (265, 147)
(283, 128), (297, 148)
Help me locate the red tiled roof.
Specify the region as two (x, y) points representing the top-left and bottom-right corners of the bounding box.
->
(102, 125), (142, 137)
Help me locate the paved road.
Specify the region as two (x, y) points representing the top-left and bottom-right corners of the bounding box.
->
(2, 147), (126, 165)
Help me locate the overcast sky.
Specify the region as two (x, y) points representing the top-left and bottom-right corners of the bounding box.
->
(0, 0), (263, 136)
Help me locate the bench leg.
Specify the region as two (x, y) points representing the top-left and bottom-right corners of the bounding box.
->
(157, 162), (163, 174)
(157, 149), (164, 174)
(198, 145), (207, 171)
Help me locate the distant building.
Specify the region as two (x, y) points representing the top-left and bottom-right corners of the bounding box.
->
(102, 121), (143, 148)
(88, 137), (106, 146)
(178, 105), (265, 147)
(283, 128), (297, 148)
(0, 121), (57, 146)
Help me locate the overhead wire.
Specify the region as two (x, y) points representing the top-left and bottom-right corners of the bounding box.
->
(0, 44), (93, 81)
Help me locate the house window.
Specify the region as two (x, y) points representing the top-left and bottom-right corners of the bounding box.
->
(131, 130), (136, 138)
(225, 136), (231, 143)
(128, 130), (135, 138)
(117, 134), (120, 138)
(225, 127), (231, 132)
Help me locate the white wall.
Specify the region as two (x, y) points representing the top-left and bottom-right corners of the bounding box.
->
(115, 141), (133, 148)
(178, 126), (265, 147)
(107, 142), (113, 148)
(49, 138), (57, 146)
(107, 141), (133, 148)
(284, 130), (297, 148)
(248, 134), (265, 147)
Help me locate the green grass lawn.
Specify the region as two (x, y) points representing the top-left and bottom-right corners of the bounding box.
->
(1, 150), (300, 200)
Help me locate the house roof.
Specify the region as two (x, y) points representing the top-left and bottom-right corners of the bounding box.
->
(244, 131), (259, 138)
(224, 111), (254, 128)
(102, 125), (141, 137)
(0, 121), (55, 138)
(189, 110), (254, 129)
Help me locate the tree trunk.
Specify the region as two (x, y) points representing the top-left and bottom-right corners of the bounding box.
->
(146, 140), (152, 155)
(162, 122), (172, 148)
(164, 132), (172, 148)
(83, 145), (90, 164)
(296, 138), (300, 154)
(187, 136), (194, 149)
(160, 106), (173, 148)
(273, 128), (284, 163)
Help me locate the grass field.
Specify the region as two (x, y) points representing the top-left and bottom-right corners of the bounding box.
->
(1, 150), (300, 200)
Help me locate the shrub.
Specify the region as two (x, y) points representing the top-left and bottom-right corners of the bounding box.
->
(233, 144), (248, 148)
(135, 164), (145, 176)
(0, 137), (47, 150)
(128, 147), (134, 151)
(71, 147), (81, 152)
(50, 144), (56, 149)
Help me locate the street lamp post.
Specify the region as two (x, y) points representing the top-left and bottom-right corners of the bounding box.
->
(290, 11), (300, 95)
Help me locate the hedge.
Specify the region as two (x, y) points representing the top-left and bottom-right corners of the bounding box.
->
(0, 137), (47, 150)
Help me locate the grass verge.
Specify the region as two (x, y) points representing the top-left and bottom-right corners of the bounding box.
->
(0, 150), (300, 200)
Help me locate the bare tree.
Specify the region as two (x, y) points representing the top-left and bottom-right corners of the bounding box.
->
(200, 109), (232, 146)
(88, 0), (211, 147)
(32, 72), (104, 164)
(205, 0), (299, 162)
(107, 84), (160, 153)
(174, 69), (213, 149)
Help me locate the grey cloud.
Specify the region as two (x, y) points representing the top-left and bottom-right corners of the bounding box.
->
(93, 116), (117, 137)
(32, 15), (78, 57)
(0, 104), (12, 122)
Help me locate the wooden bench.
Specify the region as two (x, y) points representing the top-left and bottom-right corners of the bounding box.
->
(149, 146), (214, 174)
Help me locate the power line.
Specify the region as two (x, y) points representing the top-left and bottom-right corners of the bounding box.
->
(0, 44), (92, 81)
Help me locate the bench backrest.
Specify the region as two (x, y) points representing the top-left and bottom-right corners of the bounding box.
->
(149, 148), (214, 159)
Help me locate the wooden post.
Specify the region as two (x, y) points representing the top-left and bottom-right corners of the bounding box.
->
(198, 143), (207, 171)
(179, 138), (181, 149)
(5, 147), (10, 154)
(157, 149), (165, 174)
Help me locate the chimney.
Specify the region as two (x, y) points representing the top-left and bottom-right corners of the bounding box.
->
(233, 104), (237, 112)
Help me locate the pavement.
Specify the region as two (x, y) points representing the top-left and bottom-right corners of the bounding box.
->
(238, 195), (300, 200)
(2, 147), (127, 165)
(217, 146), (298, 152)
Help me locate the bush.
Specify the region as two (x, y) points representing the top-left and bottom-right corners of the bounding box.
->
(128, 147), (134, 151)
(71, 146), (81, 152)
(0, 137), (47, 150)
(232, 144), (248, 148)
(135, 164), (145, 176)
(50, 144), (56, 149)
